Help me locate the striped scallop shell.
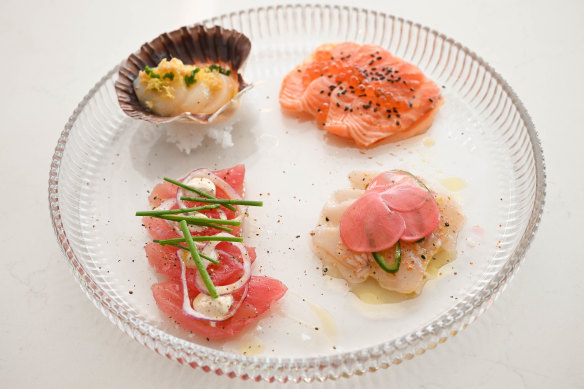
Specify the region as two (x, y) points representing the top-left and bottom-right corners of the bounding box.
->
(115, 24), (251, 124)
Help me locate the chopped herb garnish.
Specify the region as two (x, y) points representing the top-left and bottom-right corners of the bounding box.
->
(144, 65), (160, 79)
(184, 68), (200, 87)
(209, 64), (231, 76)
(162, 72), (175, 80)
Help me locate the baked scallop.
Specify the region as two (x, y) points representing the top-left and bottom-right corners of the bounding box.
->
(115, 25), (251, 124)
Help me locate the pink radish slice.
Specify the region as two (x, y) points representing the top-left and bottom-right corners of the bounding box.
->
(380, 184), (430, 212)
(340, 193), (405, 252)
(399, 197), (440, 242)
(366, 170), (414, 193)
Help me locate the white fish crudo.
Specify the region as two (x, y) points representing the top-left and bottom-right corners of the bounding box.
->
(312, 171), (465, 295)
(133, 58), (239, 117)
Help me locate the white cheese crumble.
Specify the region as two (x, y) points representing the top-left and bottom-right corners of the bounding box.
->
(186, 177), (216, 197)
(192, 294), (234, 320)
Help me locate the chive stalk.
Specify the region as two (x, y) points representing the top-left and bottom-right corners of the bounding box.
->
(154, 235), (244, 244)
(180, 197), (263, 207)
(178, 220), (217, 298)
(135, 204), (220, 216)
(161, 242), (220, 265)
(163, 177), (236, 212)
(154, 214), (241, 226)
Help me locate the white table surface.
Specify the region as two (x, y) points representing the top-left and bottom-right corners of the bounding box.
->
(1, 0), (582, 387)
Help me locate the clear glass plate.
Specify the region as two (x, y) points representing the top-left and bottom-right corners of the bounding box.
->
(48, 4), (545, 383)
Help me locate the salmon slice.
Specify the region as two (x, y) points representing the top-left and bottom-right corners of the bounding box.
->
(279, 43), (443, 147)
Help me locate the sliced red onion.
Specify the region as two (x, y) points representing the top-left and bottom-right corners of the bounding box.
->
(153, 198), (178, 230)
(194, 232), (252, 296)
(176, 168), (248, 222)
(178, 248), (249, 322)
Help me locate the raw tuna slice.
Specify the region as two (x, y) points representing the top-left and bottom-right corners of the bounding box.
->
(152, 277), (287, 339)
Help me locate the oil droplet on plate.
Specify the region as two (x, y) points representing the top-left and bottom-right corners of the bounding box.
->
(349, 278), (415, 304)
(422, 137), (435, 147)
(306, 301), (337, 336)
(425, 248), (457, 278)
(440, 177), (467, 192)
(237, 334), (264, 356)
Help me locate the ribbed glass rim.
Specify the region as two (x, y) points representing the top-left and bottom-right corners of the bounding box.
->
(48, 4), (546, 383)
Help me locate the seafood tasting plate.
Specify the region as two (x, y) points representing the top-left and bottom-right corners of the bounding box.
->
(48, 4), (545, 383)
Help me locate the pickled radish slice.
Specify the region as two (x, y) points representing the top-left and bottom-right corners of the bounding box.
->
(340, 193), (405, 252)
(380, 184), (429, 212)
(399, 198), (441, 242)
(366, 170), (417, 193)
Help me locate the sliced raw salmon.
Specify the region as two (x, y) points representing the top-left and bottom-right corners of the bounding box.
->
(280, 43), (442, 147)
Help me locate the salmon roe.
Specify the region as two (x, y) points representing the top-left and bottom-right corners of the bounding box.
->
(300, 48), (426, 122)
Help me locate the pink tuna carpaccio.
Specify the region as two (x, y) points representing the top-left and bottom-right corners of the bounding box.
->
(152, 276), (287, 339)
(143, 164), (285, 339)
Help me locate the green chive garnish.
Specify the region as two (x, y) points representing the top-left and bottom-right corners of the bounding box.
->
(184, 68), (200, 87)
(161, 242), (220, 265)
(144, 65), (160, 79)
(178, 220), (217, 298)
(180, 197), (263, 207)
(162, 72), (174, 80)
(372, 241), (401, 274)
(153, 215), (241, 226)
(154, 235), (243, 244)
(192, 223), (233, 233)
(135, 204), (220, 217)
(209, 64), (231, 76)
(163, 177), (237, 212)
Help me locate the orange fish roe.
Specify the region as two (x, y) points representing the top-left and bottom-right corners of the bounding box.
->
(280, 42), (443, 147)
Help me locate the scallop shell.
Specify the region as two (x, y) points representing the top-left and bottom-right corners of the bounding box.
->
(115, 25), (252, 125)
